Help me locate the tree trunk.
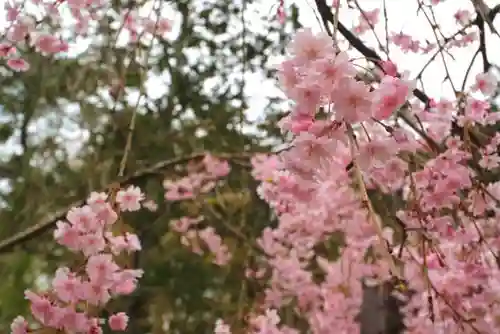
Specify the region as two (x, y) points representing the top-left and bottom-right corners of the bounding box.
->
(360, 281), (405, 334)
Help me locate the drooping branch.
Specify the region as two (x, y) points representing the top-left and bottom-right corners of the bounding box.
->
(0, 152), (255, 254)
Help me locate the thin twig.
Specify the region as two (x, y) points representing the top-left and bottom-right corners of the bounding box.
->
(347, 125), (402, 279)
(118, 0), (162, 177)
(332, 0), (340, 45)
(475, 7), (490, 72)
(418, 1), (457, 94)
(461, 48), (481, 92)
(414, 26), (470, 82)
(352, 0), (386, 55)
(382, 0), (390, 55)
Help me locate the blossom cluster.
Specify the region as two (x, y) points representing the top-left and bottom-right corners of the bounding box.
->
(163, 154), (231, 201)
(241, 15), (500, 334)
(170, 216), (232, 266)
(165, 154), (233, 265)
(1, 0), (172, 72)
(11, 186), (145, 334)
(210, 3), (500, 331)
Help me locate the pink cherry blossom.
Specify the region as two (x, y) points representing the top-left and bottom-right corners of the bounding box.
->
(171, 216), (203, 233)
(79, 232), (107, 256)
(203, 154), (231, 178)
(116, 185), (144, 211)
(372, 75), (414, 120)
(142, 199), (158, 211)
(52, 267), (83, 303)
(33, 34), (67, 54)
(106, 233), (129, 255)
(0, 43), (15, 57)
(10, 316), (28, 334)
(472, 71), (498, 96)
(143, 17), (172, 36)
(67, 205), (100, 232)
(287, 28), (336, 63)
(87, 192), (108, 206)
(125, 232), (142, 251)
(82, 281), (111, 305)
(7, 18), (34, 43)
(54, 220), (81, 250)
(93, 202), (118, 225)
(7, 58), (30, 72)
(111, 269), (143, 295)
(57, 307), (90, 333)
(24, 291), (56, 326)
(214, 319), (231, 334)
(108, 312), (128, 331)
(332, 77), (373, 123)
(454, 9), (472, 26)
(380, 60), (398, 77)
(353, 8), (380, 34)
(86, 254), (119, 283)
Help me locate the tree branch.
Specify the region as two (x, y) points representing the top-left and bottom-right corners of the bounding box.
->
(315, 0), (430, 105)
(0, 152), (254, 254)
(474, 2), (491, 72)
(315, 0), (500, 101)
(313, 0), (499, 148)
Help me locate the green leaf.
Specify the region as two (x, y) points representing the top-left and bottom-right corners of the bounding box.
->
(0, 123), (14, 142)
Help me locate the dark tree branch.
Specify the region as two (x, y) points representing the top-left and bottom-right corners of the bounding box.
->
(314, 0), (441, 152)
(462, 48), (481, 92)
(475, 4), (491, 72)
(314, 0), (428, 107)
(472, 0), (500, 37)
(313, 0), (500, 149)
(473, 3), (500, 71)
(315, 0), (500, 102)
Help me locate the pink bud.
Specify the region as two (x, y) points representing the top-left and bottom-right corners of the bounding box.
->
(277, 0), (286, 24)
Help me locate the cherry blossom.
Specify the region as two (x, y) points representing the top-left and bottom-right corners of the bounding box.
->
(116, 185), (144, 212)
(10, 316), (28, 334)
(108, 313), (129, 331)
(472, 71), (498, 96)
(6, 58), (30, 72)
(454, 9), (472, 26)
(14, 188), (146, 333)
